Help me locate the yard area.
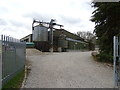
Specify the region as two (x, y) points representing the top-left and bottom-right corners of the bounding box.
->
(24, 49), (114, 88)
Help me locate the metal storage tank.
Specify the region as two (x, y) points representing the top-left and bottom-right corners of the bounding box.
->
(33, 25), (48, 42)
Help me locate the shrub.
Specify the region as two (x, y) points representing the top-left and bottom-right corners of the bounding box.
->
(97, 52), (113, 63)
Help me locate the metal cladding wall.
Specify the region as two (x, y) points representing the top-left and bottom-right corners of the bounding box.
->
(58, 39), (68, 48)
(33, 25), (48, 42)
(66, 38), (88, 50)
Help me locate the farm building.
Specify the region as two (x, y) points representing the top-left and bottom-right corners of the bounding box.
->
(21, 25), (89, 52)
(21, 34), (32, 42)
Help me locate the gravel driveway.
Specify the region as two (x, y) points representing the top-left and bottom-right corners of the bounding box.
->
(24, 49), (114, 88)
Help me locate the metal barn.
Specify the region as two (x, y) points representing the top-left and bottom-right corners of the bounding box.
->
(21, 25), (89, 52)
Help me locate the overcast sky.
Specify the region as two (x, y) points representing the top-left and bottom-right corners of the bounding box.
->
(0, 0), (95, 39)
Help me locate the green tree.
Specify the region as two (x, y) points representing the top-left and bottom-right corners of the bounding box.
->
(76, 31), (95, 41)
(76, 31), (95, 50)
(91, 2), (120, 62)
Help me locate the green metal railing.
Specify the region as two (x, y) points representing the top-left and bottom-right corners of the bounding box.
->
(0, 35), (26, 86)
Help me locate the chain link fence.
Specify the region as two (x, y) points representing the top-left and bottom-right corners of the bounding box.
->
(0, 35), (26, 87)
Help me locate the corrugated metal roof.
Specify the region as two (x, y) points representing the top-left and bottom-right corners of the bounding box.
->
(66, 38), (86, 44)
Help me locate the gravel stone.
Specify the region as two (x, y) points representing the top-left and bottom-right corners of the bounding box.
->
(24, 49), (114, 88)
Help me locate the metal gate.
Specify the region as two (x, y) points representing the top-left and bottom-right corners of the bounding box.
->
(113, 36), (120, 87)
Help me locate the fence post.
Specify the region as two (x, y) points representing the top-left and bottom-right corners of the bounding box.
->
(0, 35), (3, 90)
(113, 36), (116, 87)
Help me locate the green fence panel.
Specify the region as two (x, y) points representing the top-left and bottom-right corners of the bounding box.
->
(1, 35), (26, 86)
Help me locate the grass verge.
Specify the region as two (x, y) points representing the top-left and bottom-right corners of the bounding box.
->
(2, 69), (25, 89)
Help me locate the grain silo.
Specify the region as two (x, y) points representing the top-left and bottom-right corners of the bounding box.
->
(33, 25), (48, 42)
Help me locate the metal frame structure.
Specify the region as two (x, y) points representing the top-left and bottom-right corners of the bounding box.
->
(32, 19), (63, 52)
(113, 36), (120, 87)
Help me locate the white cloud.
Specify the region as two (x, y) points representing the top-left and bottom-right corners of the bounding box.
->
(0, 0), (95, 39)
